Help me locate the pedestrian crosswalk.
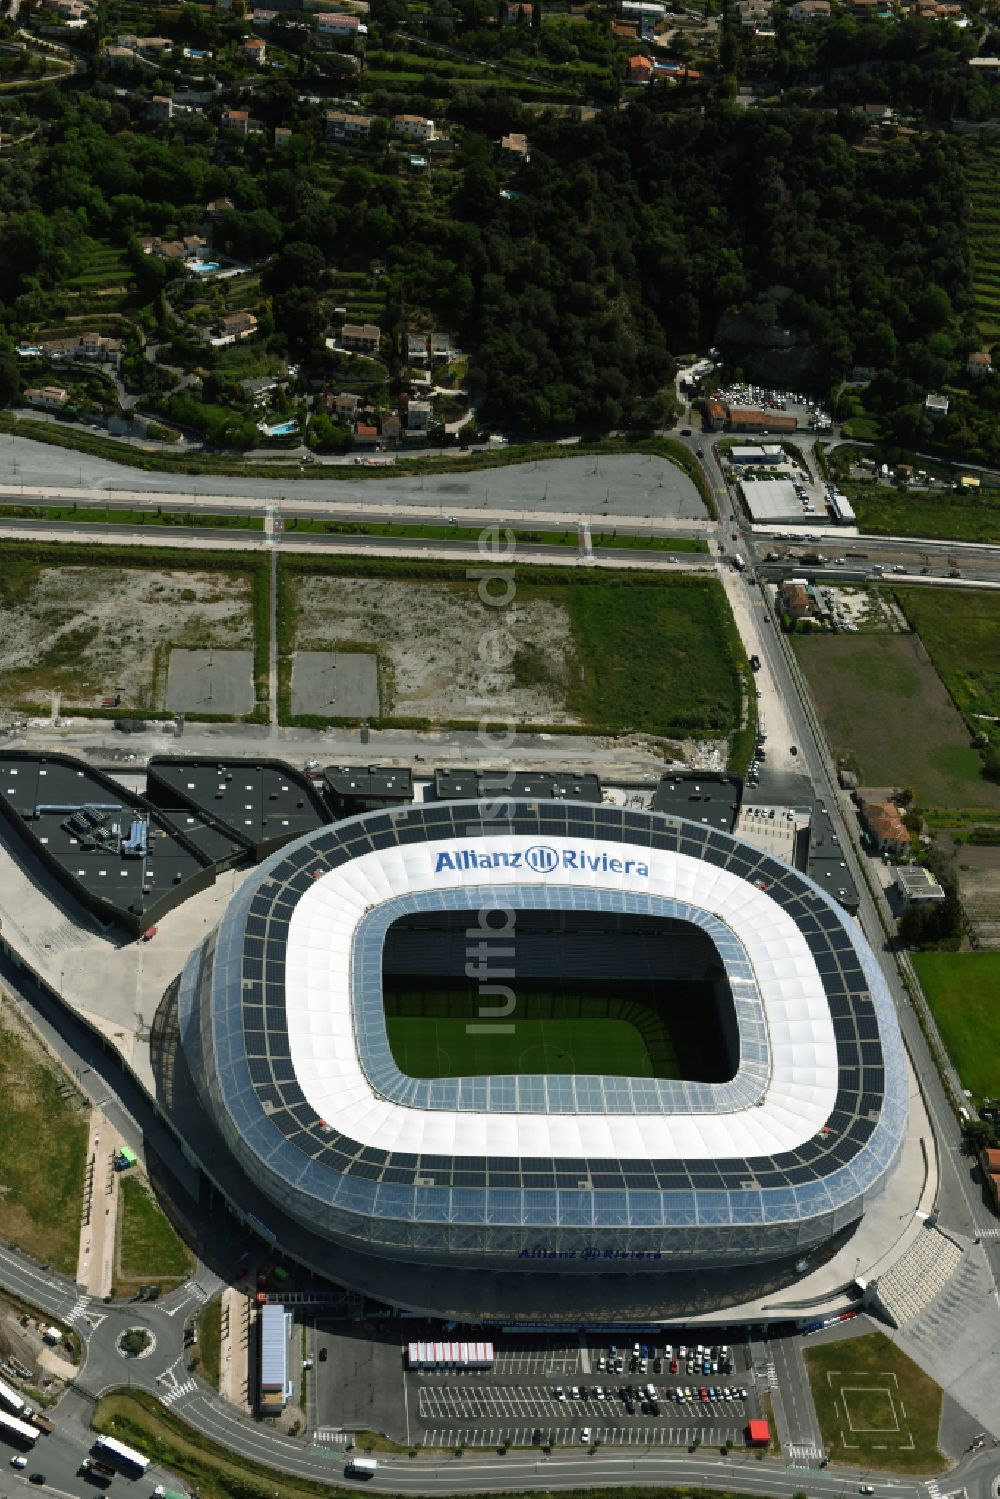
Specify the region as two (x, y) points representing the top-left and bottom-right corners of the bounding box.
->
(925, 1479), (942, 1499)
(161, 1377), (197, 1407)
(788, 1443), (824, 1464)
(315, 1429), (349, 1445)
(765, 1360), (778, 1390)
(65, 1295), (90, 1327)
(975, 1225), (1000, 1241)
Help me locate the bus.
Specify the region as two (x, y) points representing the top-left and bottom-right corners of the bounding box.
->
(0, 1376), (27, 1415)
(0, 1409), (39, 1447)
(92, 1435), (150, 1476)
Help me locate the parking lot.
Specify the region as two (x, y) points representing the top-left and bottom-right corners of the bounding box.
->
(418, 1384), (751, 1424)
(493, 1343), (582, 1377)
(407, 1336), (760, 1449)
(419, 1422), (749, 1449)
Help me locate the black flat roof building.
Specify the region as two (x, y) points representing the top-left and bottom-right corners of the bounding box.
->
(323, 766), (414, 817)
(652, 773), (742, 833)
(433, 769), (602, 803)
(146, 757), (330, 861)
(0, 753), (219, 934)
(806, 800), (860, 914)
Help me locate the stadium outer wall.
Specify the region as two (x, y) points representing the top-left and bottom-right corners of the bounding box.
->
(176, 800), (907, 1279)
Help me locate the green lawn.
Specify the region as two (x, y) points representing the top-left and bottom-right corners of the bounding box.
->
(803, 1331), (945, 1473)
(911, 952), (1000, 1100)
(281, 515), (706, 552)
(564, 579), (743, 734)
(117, 1176), (195, 1287)
(0, 504), (262, 532)
(896, 588), (1000, 724)
(794, 632), (1000, 810)
(192, 1298), (222, 1390)
(853, 492), (1000, 545)
(0, 1006), (88, 1273)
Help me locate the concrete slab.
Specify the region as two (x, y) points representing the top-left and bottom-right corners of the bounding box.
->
(290, 652), (380, 719)
(892, 1238), (1000, 1439)
(0, 826), (251, 1096)
(166, 649), (255, 716)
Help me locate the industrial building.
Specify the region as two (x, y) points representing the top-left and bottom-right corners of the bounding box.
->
(740, 478), (818, 525)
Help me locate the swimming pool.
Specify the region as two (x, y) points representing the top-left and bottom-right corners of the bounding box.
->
(263, 420), (299, 437)
(188, 260), (220, 273)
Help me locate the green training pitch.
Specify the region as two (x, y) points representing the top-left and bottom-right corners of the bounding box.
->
(382, 980), (727, 1081)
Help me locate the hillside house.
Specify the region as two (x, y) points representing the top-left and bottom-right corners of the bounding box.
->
(407, 399), (431, 431)
(341, 323), (381, 353)
(240, 35), (267, 62)
(219, 311), (258, 340)
(25, 386), (70, 412)
(326, 110), (372, 141)
(393, 113), (435, 141)
(500, 131), (530, 162)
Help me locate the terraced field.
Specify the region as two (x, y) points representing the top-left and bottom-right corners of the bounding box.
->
(964, 140), (1000, 343)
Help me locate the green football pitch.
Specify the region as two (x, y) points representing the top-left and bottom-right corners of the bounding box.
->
(381, 980), (724, 1080)
(386, 1015), (666, 1079)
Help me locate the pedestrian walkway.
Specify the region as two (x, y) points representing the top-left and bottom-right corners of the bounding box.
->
(75, 1108), (126, 1298)
(219, 1284), (252, 1413)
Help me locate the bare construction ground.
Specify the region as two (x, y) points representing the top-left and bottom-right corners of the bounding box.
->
(0, 567), (254, 713)
(293, 576), (582, 724)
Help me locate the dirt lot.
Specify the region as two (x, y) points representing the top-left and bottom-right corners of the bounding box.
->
(0, 567), (253, 713)
(294, 576), (582, 724)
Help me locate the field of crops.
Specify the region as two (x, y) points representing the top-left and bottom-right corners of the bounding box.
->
(964, 140), (1000, 342)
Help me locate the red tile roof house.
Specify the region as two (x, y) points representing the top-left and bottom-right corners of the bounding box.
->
(354, 421), (378, 446)
(982, 1149), (1000, 1210)
(627, 53), (653, 82)
(860, 799), (910, 857)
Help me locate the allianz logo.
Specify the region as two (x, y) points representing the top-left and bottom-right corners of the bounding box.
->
(433, 845), (650, 876)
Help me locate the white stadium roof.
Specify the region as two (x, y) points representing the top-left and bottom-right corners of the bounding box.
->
(285, 834), (838, 1162)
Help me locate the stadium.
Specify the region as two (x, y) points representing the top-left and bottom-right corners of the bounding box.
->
(176, 799), (907, 1300)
